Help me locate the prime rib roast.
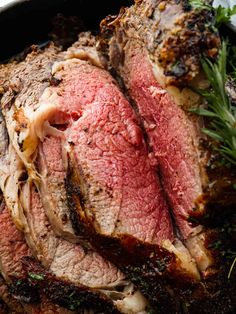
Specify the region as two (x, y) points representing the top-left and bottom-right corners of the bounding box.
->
(0, 0), (235, 313)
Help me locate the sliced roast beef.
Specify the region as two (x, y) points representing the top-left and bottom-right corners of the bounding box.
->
(0, 194), (39, 305)
(1, 33), (174, 246)
(0, 45), (78, 242)
(0, 191), (128, 314)
(102, 0), (222, 275)
(0, 197), (78, 314)
(56, 56), (173, 244)
(0, 91), (147, 313)
(0, 34), (199, 311)
(20, 176), (147, 313)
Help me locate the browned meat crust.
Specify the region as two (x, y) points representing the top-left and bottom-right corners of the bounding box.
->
(101, 0), (220, 86)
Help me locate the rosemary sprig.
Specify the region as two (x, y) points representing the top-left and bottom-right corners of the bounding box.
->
(228, 256), (236, 279)
(189, 0), (211, 11)
(190, 41), (236, 165)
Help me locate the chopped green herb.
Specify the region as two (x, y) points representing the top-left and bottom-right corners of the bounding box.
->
(208, 240), (222, 250)
(28, 272), (45, 281)
(67, 292), (81, 310)
(187, 216), (199, 224)
(190, 41), (236, 165)
(16, 279), (22, 286)
(233, 183), (236, 190)
(189, 0), (211, 11)
(215, 5), (236, 27)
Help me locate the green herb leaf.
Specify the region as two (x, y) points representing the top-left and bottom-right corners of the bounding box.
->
(228, 257), (236, 279)
(189, 1), (236, 28)
(191, 41), (236, 165)
(189, 0), (211, 11)
(215, 5), (236, 27)
(189, 107), (218, 117)
(28, 272), (45, 281)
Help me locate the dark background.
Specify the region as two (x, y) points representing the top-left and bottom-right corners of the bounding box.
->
(0, 0), (131, 61)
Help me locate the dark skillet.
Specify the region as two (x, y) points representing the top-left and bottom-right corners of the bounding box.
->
(0, 0), (131, 61)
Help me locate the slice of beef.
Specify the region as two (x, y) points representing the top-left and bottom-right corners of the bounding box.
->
(0, 44), (78, 242)
(0, 194), (39, 305)
(0, 34), (198, 311)
(19, 177), (147, 313)
(0, 197), (76, 314)
(56, 57), (173, 244)
(103, 0), (221, 275)
(0, 102), (147, 312)
(110, 39), (212, 271)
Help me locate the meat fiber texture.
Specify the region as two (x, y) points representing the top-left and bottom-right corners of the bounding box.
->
(100, 0), (236, 312)
(0, 1), (235, 313)
(0, 36), (212, 312)
(0, 41), (148, 313)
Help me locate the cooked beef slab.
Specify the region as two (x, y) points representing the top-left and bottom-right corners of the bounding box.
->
(0, 41), (147, 314)
(0, 44), (79, 242)
(0, 1), (235, 313)
(0, 197), (77, 314)
(54, 55), (173, 244)
(108, 39), (212, 273)
(103, 0), (222, 275)
(98, 0), (236, 312)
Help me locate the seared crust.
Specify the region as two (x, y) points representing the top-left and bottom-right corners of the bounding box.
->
(101, 0), (220, 85)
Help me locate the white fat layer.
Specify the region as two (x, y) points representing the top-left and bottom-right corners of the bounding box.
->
(65, 46), (104, 68)
(52, 58), (84, 75)
(0, 144), (28, 231)
(186, 233), (213, 273)
(151, 61), (203, 109)
(115, 291), (147, 314)
(114, 289), (148, 314)
(163, 239), (200, 280)
(100, 282), (148, 313)
(4, 85), (63, 182)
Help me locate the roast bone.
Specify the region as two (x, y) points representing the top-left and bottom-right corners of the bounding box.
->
(0, 44), (148, 314)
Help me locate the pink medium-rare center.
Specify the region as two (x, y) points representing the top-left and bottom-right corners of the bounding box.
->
(40, 58), (174, 244)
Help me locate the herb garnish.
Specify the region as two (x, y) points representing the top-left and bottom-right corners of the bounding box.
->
(189, 0), (211, 11)
(28, 272), (45, 281)
(190, 41), (236, 165)
(189, 0), (236, 27)
(215, 4), (236, 27)
(228, 257), (236, 278)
